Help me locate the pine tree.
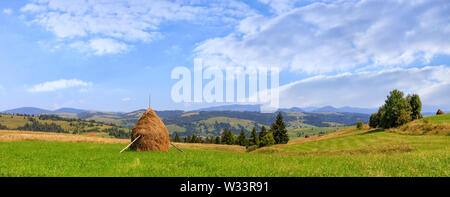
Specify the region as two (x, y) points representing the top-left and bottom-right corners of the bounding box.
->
(221, 128), (228, 144)
(190, 134), (197, 143)
(259, 126), (268, 139)
(174, 132), (180, 142)
(249, 127), (260, 146)
(228, 130), (236, 145)
(215, 136), (221, 144)
(237, 129), (248, 146)
(221, 128), (235, 145)
(186, 135), (192, 143)
(271, 112), (289, 144)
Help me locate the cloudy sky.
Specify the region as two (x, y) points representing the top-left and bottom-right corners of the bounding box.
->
(0, 0), (449, 112)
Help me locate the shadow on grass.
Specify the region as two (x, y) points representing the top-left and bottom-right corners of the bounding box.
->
(360, 129), (385, 135)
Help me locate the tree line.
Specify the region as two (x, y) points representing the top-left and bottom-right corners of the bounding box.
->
(17, 119), (68, 133)
(172, 112), (289, 150)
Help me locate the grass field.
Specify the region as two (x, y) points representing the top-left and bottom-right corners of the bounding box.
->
(0, 114), (448, 177)
(419, 113), (450, 124)
(287, 126), (347, 138)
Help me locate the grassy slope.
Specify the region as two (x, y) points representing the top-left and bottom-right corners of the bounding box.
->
(0, 114), (448, 177)
(0, 114), (120, 134)
(419, 113), (450, 124)
(391, 113), (450, 135)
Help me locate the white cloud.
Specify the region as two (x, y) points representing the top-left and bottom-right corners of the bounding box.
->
(20, 4), (46, 13)
(27, 79), (92, 93)
(21, 0), (254, 55)
(277, 65), (450, 108)
(88, 38), (129, 55)
(3, 9), (13, 15)
(195, 0), (450, 73)
(69, 38), (130, 55)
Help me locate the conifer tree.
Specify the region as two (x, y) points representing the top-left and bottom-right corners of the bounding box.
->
(260, 132), (275, 147)
(259, 126), (268, 139)
(215, 136), (221, 144)
(249, 127), (260, 146)
(271, 112), (289, 144)
(174, 132), (180, 142)
(237, 129), (248, 146)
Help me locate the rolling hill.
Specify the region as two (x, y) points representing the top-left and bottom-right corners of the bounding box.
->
(72, 110), (369, 137)
(0, 113), (448, 177)
(0, 113), (130, 139)
(1, 108), (369, 138)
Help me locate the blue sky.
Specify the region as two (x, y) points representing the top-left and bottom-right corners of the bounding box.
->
(0, 0), (449, 112)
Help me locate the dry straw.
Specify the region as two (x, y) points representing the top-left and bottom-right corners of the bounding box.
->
(130, 108), (170, 152)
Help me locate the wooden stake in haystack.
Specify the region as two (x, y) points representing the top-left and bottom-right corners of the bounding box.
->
(119, 107), (183, 153)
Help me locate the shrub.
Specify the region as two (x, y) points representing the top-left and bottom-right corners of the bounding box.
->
(356, 121), (364, 129)
(246, 145), (258, 152)
(0, 123), (8, 130)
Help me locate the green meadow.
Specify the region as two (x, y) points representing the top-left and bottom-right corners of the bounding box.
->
(1, 128), (448, 177)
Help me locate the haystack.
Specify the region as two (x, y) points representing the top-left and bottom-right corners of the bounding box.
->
(436, 109), (445, 115)
(130, 108), (170, 152)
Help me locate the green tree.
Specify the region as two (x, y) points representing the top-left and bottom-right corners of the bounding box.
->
(369, 112), (380, 128)
(271, 112), (289, 144)
(259, 126), (268, 139)
(379, 89), (412, 128)
(215, 136), (221, 144)
(190, 134), (197, 143)
(407, 94), (423, 120)
(221, 128), (235, 145)
(221, 128), (228, 144)
(174, 132), (180, 142)
(249, 127), (260, 146)
(237, 129), (248, 146)
(260, 132), (275, 147)
(185, 135), (192, 143)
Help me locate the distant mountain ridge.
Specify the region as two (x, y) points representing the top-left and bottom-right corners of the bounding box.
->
(2, 107), (88, 115)
(195, 104), (261, 112)
(3, 104), (446, 116)
(197, 104), (378, 114)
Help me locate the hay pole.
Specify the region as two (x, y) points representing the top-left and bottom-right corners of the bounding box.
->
(170, 142), (184, 152)
(120, 135), (141, 153)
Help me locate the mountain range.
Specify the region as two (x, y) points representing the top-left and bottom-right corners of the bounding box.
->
(2, 107), (88, 115)
(2, 104), (446, 116)
(4, 104), (445, 137)
(195, 104), (380, 114)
